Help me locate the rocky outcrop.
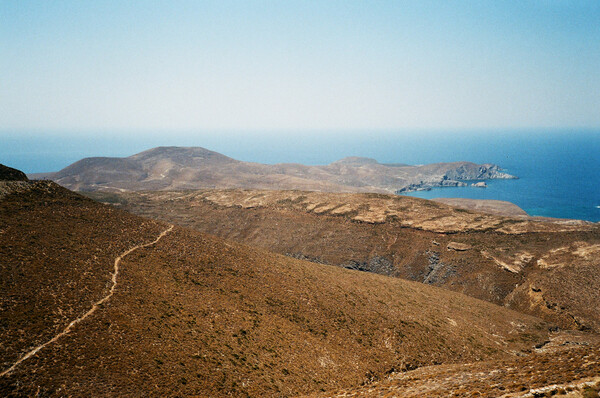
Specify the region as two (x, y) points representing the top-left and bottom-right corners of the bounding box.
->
(396, 164), (516, 194)
(342, 256), (397, 276)
(423, 251), (455, 284)
(0, 164), (28, 181)
(444, 163), (517, 181)
(447, 242), (472, 251)
(396, 179), (467, 193)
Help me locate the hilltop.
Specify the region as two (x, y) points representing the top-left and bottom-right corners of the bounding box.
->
(31, 146), (516, 193)
(0, 164), (28, 181)
(0, 173), (557, 397)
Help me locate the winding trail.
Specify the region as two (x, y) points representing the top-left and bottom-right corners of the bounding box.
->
(0, 225), (174, 377)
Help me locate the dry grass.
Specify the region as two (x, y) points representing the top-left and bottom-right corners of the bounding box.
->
(1, 182), (555, 397)
(312, 340), (600, 397)
(96, 189), (600, 334)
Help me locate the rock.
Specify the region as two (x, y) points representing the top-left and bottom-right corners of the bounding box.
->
(471, 182), (487, 188)
(342, 256), (396, 276)
(423, 251), (455, 284)
(447, 242), (472, 251)
(440, 180), (468, 187)
(444, 163), (517, 180)
(396, 179), (466, 193)
(0, 164), (28, 181)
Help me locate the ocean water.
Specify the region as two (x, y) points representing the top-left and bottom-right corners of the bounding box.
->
(1, 129), (599, 222)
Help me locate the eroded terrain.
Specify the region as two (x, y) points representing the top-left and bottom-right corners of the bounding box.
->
(94, 189), (600, 333)
(1, 180), (560, 397)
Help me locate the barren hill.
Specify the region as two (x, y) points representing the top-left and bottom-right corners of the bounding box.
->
(96, 188), (600, 334)
(33, 146), (516, 193)
(1, 178), (556, 396)
(0, 164), (28, 181)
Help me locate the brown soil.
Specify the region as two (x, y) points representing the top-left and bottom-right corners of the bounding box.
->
(93, 189), (600, 333)
(0, 164), (28, 181)
(310, 332), (600, 397)
(1, 181), (555, 397)
(432, 198), (529, 217)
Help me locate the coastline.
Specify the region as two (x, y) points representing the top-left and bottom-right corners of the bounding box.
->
(395, 164), (517, 194)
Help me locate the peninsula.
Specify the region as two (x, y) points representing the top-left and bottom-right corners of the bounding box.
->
(31, 146), (517, 194)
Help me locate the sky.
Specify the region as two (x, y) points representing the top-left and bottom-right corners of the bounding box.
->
(1, 1), (600, 132)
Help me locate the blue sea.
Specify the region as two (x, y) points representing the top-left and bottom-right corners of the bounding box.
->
(1, 129), (599, 222)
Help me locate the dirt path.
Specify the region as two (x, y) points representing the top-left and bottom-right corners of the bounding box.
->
(0, 225), (174, 377)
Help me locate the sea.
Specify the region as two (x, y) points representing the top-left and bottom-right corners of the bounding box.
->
(1, 129), (599, 222)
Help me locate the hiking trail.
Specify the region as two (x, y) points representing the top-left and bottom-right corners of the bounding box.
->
(0, 225), (174, 377)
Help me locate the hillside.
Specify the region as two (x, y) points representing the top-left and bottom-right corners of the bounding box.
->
(32, 146), (516, 193)
(432, 198), (529, 217)
(0, 179), (556, 397)
(94, 188), (600, 334)
(0, 164), (28, 181)
(309, 331), (600, 397)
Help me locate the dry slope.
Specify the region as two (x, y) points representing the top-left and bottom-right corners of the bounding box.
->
(308, 331), (600, 397)
(95, 188), (600, 334)
(1, 180), (553, 397)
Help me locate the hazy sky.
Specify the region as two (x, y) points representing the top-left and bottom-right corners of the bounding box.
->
(2, 1), (600, 131)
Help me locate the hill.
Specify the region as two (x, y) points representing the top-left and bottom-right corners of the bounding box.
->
(0, 164), (28, 181)
(31, 146), (516, 193)
(94, 188), (600, 334)
(0, 179), (555, 397)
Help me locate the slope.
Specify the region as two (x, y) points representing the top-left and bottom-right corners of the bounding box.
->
(0, 180), (552, 397)
(95, 188), (600, 334)
(0, 164), (28, 181)
(308, 331), (600, 397)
